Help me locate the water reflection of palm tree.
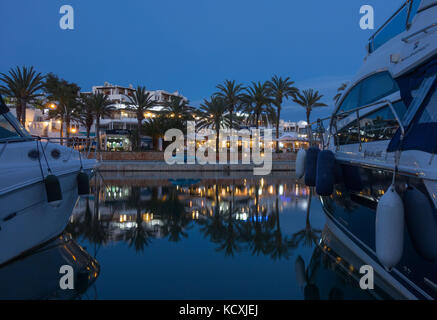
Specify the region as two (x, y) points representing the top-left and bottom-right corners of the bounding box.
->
(265, 184), (294, 260)
(87, 181), (111, 258)
(124, 187), (154, 252)
(290, 188), (321, 248)
(157, 188), (192, 242)
(198, 185), (226, 244)
(217, 184), (242, 257)
(127, 207), (154, 253)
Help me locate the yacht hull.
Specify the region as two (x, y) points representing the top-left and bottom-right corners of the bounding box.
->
(0, 168), (94, 266)
(320, 162), (437, 300)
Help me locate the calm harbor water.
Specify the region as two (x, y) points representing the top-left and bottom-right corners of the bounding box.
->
(0, 172), (396, 300)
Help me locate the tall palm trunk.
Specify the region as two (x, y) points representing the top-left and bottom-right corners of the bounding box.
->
(229, 107), (234, 130)
(306, 108), (312, 146)
(276, 107), (281, 153)
(16, 102), (22, 126)
(215, 127), (220, 155)
(96, 117), (101, 152)
(20, 99), (27, 127)
(137, 118), (142, 151)
(65, 115), (71, 146)
(59, 119), (64, 146)
(86, 126), (91, 149)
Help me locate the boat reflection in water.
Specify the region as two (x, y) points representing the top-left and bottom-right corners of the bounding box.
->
(65, 172), (398, 299)
(0, 234), (99, 300)
(298, 226), (404, 300)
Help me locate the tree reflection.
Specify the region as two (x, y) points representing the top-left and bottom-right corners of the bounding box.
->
(69, 175), (317, 262)
(265, 184), (295, 260)
(290, 188), (321, 249)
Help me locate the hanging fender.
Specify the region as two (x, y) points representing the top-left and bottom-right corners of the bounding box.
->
(305, 147), (320, 187)
(77, 171), (90, 195)
(45, 175), (63, 204)
(296, 148), (306, 179)
(316, 150), (335, 196)
(375, 184), (405, 271)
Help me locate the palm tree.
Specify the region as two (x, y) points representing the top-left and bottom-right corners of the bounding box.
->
(197, 96), (230, 153)
(215, 80), (245, 130)
(266, 76), (298, 152)
(44, 73), (80, 144)
(0, 66), (44, 126)
(293, 89), (327, 128)
(87, 92), (112, 151)
(161, 96), (194, 130)
(333, 82), (348, 105)
(74, 93), (96, 147)
(142, 117), (171, 151)
(125, 86), (156, 151)
(241, 82), (273, 129)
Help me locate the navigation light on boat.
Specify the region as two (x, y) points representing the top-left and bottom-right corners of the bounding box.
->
(376, 184), (405, 271)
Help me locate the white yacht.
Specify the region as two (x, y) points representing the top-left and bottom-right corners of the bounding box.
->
(0, 96), (97, 266)
(301, 0), (437, 299)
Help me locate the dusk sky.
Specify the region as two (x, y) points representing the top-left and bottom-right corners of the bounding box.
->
(0, 0), (405, 121)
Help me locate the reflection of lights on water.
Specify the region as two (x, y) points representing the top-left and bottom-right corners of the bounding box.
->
(258, 188), (262, 196)
(279, 185), (284, 196)
(298, 201), (308, 211)
(192, 210), (199, 220)
(117, 222), (138, 229)
(235, 213), (248, 221)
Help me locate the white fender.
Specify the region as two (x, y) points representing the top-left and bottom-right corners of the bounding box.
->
(296, 148), (306, 179)
(376, 185), (405, 271)
(295, 256), (306, 288)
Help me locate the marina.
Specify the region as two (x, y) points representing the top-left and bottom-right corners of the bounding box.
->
(0, 0), (436, 304)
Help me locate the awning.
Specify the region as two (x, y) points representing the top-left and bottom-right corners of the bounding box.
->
(387, 56), (437, 154)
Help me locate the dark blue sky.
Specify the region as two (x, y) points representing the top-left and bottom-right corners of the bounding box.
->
(0, 0), (404, 121)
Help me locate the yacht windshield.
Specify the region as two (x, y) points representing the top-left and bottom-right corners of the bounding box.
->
(387, 56), (437, 154)
(369, 1), (420, 53)
(0, 114), (21, 139)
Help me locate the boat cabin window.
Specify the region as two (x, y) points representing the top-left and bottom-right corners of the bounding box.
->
(336, 100), (407, 145)
(360, 72), (400, 106)
(338, 72), (399, 113)
(338, 83), (361, 113)
(0, 114), (21, 139)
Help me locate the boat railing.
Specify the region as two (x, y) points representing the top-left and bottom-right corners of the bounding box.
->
(368, 0), (416, 53)
(0, 136), (102, 162)
(402, 21), (437, 42)
(307, 99), (405, 151)
(39, 137), (101, 161)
